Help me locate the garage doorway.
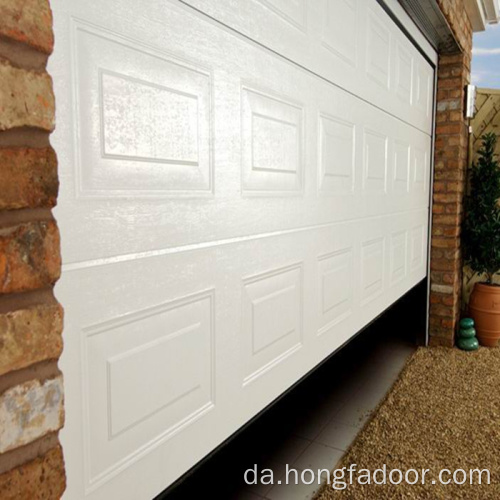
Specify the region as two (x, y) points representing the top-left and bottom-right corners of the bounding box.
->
(50, 1), (436, 498)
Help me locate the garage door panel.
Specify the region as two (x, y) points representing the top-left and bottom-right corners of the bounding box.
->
(259, 0), (308, 30)
(83, 288), (215, 486)
(321, 0), (358, 66)
(242, 262), (303, 385)
(58, 210), (429, 499)
(181, 0), (435, 133)
(73, 20), (214, 197)
(57, 25), (430, 262)
(317, 246), (355, 334)
(51, 1), (434, 498)
(57, 246), (222, 497)
(58, 11), (430, 264)
(390, 229), (408, 285)
(241, 85), (305, 195)
(226, 209), (428, 404)
(366, 5), (391, 90)
(318, 113), (356, 195)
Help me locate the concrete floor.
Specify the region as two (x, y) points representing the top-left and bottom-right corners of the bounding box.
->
(161, 300), (419, 500)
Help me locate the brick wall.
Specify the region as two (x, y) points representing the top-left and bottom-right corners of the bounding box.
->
(429, 0), (473, 346)
(0, 0), (65, 498)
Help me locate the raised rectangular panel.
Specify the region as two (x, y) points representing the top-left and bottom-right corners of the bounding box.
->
(363, 129), (388, 193)
(410, 225), (425, 271)
(84, 290), (214, 484)
(100, 71), (198, 164)
(412, 147), (427, 191)
(242, 87), (303, 195)
(257, 0), (307, 30)
(366, 9), (391, 89)
(414, 60), (432, 119)
(317, 248), (353, 335)
(393, 140), (410, 192)
(319, 114), (355, 195)
(107, 322), (202, 438)
(361, 237), (385, 304)
(252, 114), (298, 173)
(242, 264), (302, 384)
(390, 231), (407, 285)
(395, 41), (413, 104)
(74, 22), (212, 197)
(321, 0), (357, 66)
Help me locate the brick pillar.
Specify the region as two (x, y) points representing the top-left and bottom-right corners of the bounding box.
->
(0, 0), (66, 498)
(429, 52), (471, 346)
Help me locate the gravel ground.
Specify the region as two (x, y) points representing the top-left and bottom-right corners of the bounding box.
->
(315, 347), (500, 499)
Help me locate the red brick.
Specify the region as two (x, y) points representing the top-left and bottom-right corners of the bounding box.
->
(446, 181), (463, 193)
(441, 318), (455, 329)
(430, 303), (454, 318)
(0, 61), (55, 132)
(430, 293), (443, 304)
(436, 90), (450, 103)
(0, 302), (63, 376)
(0, 148), (58, 210)
(433, 214), (459, 226)
(429, 336), (455, 347)
(437, 77), (463, 89)
(433, 181), (446, 193)
(431, 248), (444, 259)
(432, 238), (457, 249)
(0, 0), (54, 54)
(0, 446), (65, 500)
(445, 203), (462, 216)
(442, 295), (456, 307)
(443, 272), (458, 285)
(431, 258), (457, 271)
(443, 248), (460, 260)
(432, 226), (444, 237)
(436, 123), (462, 135)
(432, 203), (445, 214)
(443, 226), (460, 237)
(436, 111), (449, 123)
(434, 193), (458, 204)
(0, 221), (61, 295)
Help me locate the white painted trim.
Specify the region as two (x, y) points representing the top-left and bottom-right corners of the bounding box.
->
(466, 0), (500, 31)
(465, 0), (487, 31)
(483, 0), (500, 24)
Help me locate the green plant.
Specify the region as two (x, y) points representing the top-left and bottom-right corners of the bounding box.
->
(463, 132), (500, 284)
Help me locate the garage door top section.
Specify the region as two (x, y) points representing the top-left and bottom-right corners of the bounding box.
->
(182, 0), (436, 135)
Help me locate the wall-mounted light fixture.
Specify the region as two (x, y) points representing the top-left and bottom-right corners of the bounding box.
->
(465, 84), (477, 118)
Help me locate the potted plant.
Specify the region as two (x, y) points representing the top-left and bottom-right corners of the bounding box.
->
(463, 132), (500, 346)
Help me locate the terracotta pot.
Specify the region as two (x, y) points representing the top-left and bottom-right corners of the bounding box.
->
(469, 283), (500, 347)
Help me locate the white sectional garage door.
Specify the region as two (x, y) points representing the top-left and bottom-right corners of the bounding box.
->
(50, 0), (436, 498)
